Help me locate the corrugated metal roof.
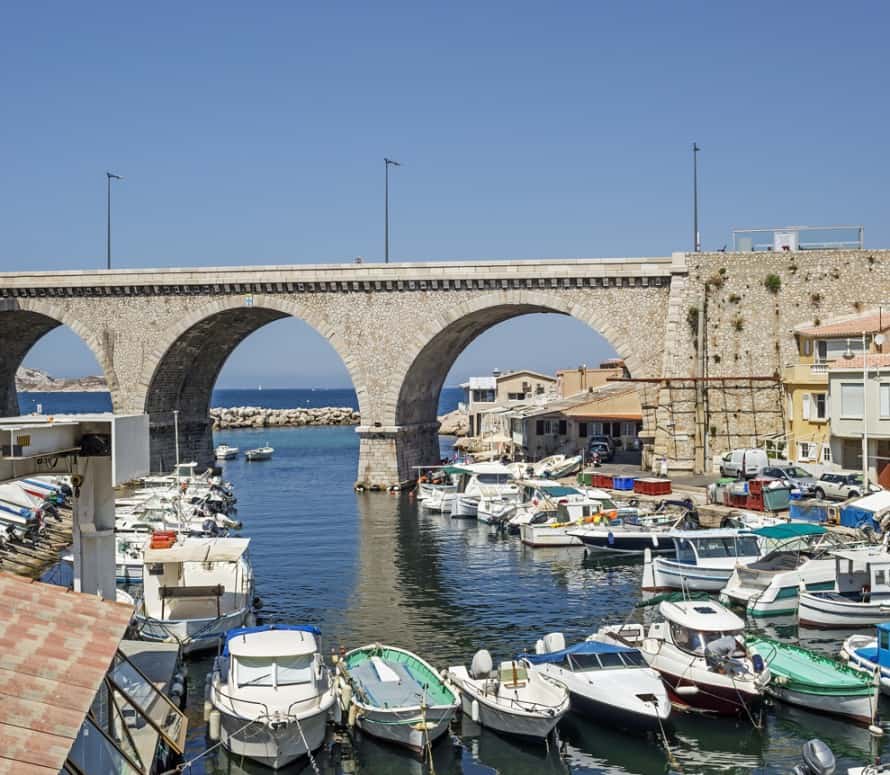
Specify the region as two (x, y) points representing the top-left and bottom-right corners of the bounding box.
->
(0, 572), (133, 774)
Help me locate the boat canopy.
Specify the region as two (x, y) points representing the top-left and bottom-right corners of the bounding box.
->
(539, 485), (578, 497)
(143, 537), (250, 564)
(753, 523), (826, 540)
(521, 639), (638, 665)
(223, 624), (321, 658)
(659, 600), (745, 632)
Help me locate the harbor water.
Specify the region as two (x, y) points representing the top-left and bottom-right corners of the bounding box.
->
(28, 390), (890, 774)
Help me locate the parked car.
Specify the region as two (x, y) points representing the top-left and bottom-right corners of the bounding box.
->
(588, 434), (615, 454)
(587, 441), (612, 462)
(813, 472), (881, 501)
(759, 464), (817, 494)
(719, 448), (769, 479)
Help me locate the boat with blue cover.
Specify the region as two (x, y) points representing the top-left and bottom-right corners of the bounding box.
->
(338, 643), (460, 752)
(209, 624), (336, 768)
(841, 622), (890, 695)
(522, 632), (671, 730)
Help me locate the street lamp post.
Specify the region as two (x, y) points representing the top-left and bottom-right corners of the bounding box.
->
(106, 171), (123, 269)
(692, 143), (701, 252)
(384, 158), (400, 263)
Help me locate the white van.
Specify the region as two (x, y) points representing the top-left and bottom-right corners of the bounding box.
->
(719, 448), (769, 479)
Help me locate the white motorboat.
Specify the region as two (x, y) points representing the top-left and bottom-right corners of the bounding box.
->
(568, 509), (686, 555)
(799, 548), (890, 628)
(446, 649), (569, 739)
(209, 624), (337, 768)
(215, 444), (240, 460)
(246, 446), (275, 461)
(338, 644), (460, 752)
(513, 484), (619, 546)
(416, 468), (458, 512)
(449, 463), (517, 519)
(523, 632), (670, 730)
(600, 599), (770, 716)
(641, 528), (762, 591)
(133, 536), (255, 653)
(719, 524), (850, 618)
(841, 623), (890, 695)
(533, 454), (582, 479)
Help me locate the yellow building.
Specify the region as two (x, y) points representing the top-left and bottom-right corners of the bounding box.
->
(784, 310), (890, 464)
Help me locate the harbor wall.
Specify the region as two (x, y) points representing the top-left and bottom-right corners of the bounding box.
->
(210, 405), (360, 429)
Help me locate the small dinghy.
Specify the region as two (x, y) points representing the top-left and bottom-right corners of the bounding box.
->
(446, 649), (569, 740)
(246, 446), (274, 461)
(841, 622), (890, 695)
(338, 644), (460, 752)
(522, 632), (671, 730)
(209, 625), (337, 768)
(746, 636), (880, 727)
(215, 444), (239, 460)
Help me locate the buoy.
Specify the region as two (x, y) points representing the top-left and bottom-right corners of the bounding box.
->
(348, 704), (358, 728)
(203, 700), (212, 722)
(870, 724), (884, 737)
(675, 685), (699, 696)
(208, 709), (221, 741)
(171, 680), (185, 698)
(471, 699), (480, 723)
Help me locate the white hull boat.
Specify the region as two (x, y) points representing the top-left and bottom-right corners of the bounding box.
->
(339, 644), (460, 752)
(800, 593), (890, 628)
(523, 632), (670, 729)
(799, 548), (890, 628)
(210, 624), (336, 769)
(451, 494), (479, 518)
(520, 520), (585, 547)
(215, 444), (239, 460)
(841, 624), (890, 695)
(449, 463), (517, 520)
(246, 446), (274, 461)
(446, 650), (569, 739)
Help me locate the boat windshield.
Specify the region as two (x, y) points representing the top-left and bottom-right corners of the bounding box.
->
(670, 623), (743, 655)
(477, 474), (513, 485)
(237, 654), (315, 687)
(567, 651), (646, 671)
(689, 536), (759, 559)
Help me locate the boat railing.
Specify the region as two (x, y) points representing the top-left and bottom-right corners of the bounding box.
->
(212, 684), (272, 721)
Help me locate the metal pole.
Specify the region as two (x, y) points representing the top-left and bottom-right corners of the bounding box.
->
(106, 173), (112, 270)
(385, 160), (389, 263)
(862, 331), (869, 486)
(173, 410), (180, 467)
(693, 144), (697, 251)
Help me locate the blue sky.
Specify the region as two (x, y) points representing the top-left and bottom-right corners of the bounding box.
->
(5, 1), (889, 387)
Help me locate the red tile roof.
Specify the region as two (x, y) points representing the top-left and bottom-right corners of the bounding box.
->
(797, 311), (890, 337)
(0, 573), (133, 774)
(829, 352), (890, 370)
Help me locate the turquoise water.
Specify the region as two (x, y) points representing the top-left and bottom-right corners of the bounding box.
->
(31, 390), (890, 773)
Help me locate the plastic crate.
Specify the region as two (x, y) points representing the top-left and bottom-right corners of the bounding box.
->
(592, 474), (613, 488)
(576, 472), (593, 486)
(612, 476), (636, 491)
(633, 478), (672, 496)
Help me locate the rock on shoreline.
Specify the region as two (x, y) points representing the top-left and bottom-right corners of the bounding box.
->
(210, 406), (360, 429)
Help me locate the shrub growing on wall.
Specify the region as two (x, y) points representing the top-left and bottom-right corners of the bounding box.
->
(764, 274), (781, 294)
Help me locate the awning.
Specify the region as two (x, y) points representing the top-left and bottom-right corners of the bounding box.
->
(520, 639), (637, 665)
(143, 537), (250, 564)
(753, 523), (826, 540)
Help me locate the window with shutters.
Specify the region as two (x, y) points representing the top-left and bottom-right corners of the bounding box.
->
(802, 394), (811, 420)
(881, 384), (890, 418)
(813, 393), (827, 421)
(841, 383), (864, 418)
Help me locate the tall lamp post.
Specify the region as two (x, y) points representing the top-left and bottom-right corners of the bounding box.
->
(846, 330), (886, 486)
(106, 171), (123, 269)
(384, 158), (400, 263)
(692, 143), (701, 252)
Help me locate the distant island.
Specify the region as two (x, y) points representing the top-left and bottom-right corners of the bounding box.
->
(16, 367), (107, 392)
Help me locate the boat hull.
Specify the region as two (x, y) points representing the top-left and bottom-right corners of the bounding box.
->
(799, 593), (890, 629)
(220, 706), (329, 768)
(451, 495), (478, 518)
(459, 693), (562, 739)
(575, 531), (673, 555)
(842, 637), (890, 695)
(643, 559), (735, 591)
(568, 687), (666, 731)
(657, 669), (763, 716)
(136, 608), (252, 654)
(520, 525), (583, 547)
(767, 685), (877, 725)
(355, 706), (455, 752)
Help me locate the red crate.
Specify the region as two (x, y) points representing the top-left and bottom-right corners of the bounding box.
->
(592, 474), (613, 488)
(633, 477), (672, 496)
(746, 493), (764, 511)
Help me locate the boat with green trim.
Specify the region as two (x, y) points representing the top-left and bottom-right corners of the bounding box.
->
(338, 644), (460, 752)
(841, 622), (890, 695)
(719, 524), (853, 618)
(746, 636), (879, 725)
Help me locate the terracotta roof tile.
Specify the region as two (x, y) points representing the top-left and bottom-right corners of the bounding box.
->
(829, 353), (890, 369)
(797, 311), (890, 337)
(0, 573), (133, 773)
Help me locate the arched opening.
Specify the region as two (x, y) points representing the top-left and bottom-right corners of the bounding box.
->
(390, 291), (653, 480)
(142, 300), (364, 472)
(0, 305), (114, 417)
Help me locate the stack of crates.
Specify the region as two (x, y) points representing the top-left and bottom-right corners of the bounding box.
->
(634, 477), (672, 496)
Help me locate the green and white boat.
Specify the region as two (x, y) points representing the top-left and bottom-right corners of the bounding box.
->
(747, 636), (879, 726)
(338, 644), (460, 752)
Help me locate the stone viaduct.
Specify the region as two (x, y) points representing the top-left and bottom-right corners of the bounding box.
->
(1, 248), (887, 486)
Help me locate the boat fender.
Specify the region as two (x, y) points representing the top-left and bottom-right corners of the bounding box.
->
(870, 724), (884, 737)
(347, 703), (359, 728)
(332, 698), (343, 725)
(170, 679), (185, 698)
(751, 654), (765, 673)
(675, 685), (699, 696)
(203, 700), (212, 722)
(339, 681), (353, 712)
(208, 709), (221, 741)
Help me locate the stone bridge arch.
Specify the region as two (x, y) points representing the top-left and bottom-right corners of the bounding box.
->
(137, 295), (369, 471)
(360, 288), (665, 485)
(0, 298), (120, 416)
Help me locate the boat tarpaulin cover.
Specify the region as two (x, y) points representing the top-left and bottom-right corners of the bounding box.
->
(540, 486), (579, 497)
(520, 639), (638, 665)
(752, 523), (826, 540)
(143, 537), (251, 564)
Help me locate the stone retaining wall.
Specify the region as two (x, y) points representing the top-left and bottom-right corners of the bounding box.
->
(210, 406), (360, 429)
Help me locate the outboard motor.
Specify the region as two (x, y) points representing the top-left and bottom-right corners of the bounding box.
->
(470, 649), (493, 680)
(792, 739), (836, 775)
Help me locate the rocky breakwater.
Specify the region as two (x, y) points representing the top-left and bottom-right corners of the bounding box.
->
(210, 406), (360, 429)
